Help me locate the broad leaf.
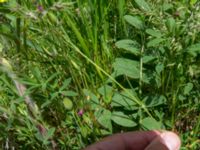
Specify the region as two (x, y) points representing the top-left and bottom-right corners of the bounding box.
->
(141, 117), (162, 130)
(147, 38), (165, 47)
(166, 18), (176, 33)
(112, 58), (140, 79)
(111, 111), (137, 127)
(134, 0), (151, 11)
(96, 109), (112, 131)
(186, 43), (200, 57)
(162, 3), (173, 11)
(115, 39), (140, 55)
(142, 55), (156, 64)
(83, 89), (100, 109)
(146, 29), (162, 38)
(111, 90), (137, 109)
(190, 0), (197, 5)
(184, 83), (193, 95)
(156, 63), (164, 74)
(63, 98), (73, 110)
(143, 95), (166, 107)
(124, 15), (144, 30)
(98, 85), (113, 103)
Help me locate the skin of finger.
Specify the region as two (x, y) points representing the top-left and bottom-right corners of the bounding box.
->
(145, 141), (169, 150)
(84, 131), (161, 150)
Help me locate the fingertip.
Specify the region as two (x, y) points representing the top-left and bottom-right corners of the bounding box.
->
(145, 131), (181, 150)
(161, 132), (181, 150)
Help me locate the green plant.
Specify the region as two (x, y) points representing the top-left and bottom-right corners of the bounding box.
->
(0, 0), (200, 149)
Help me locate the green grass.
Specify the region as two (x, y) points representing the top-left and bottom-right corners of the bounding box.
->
(0, 0), (200, 149)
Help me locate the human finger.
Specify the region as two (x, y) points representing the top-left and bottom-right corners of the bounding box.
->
(84, 130), (161, 150)
(145, 131), (181, 150)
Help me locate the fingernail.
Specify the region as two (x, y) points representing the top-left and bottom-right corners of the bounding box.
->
(161, 132), (181, 150)
(145, 132), (181, 150)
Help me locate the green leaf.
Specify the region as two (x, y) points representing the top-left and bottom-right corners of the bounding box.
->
(98, 85), (113, 103)
(35, 132), (44, 142)
(100, 129), (112, 135)
(142, 55), (156, 64)
(166, 18), (176, 33)
(124, 15), (144, 30)
(47, 12), (58, 24)
(60, 78), (72, 91)
(46, 127), (56, 139)
(141, 117), (162, 130)
(190, 0), (197, 5)
(111, 90), (137, 109)
(96, 109), (112, 131)
(60, 91), (78, 97)
(142, 73), (151, 84)
(112, 58), (140, 79)
(80, 126), (89, 138)
(111, 111), (137, 127)
(143, 95), (166, 107)
(186, 43), (200, 57)
(156, 63), (164, 74)
(63, 98), (73, 110)
(41, 101), (51, 108)
(0, 43), (3, 52)
(178, 94), (186, 101)
(134, 0), (151, 11)
(83, 89), (100, 109)
(184, 83), (193, 95)
(147, 38), (165, 48)
(162, 3), (173, 11)
(30, 66), (43, 82)
(115, 39), (140, 55)
(146, 29), (162, 38)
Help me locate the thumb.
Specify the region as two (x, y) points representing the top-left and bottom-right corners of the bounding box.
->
(145, 132), (181, 150)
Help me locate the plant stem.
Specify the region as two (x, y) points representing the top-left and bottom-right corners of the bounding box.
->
(139, 45), (144, 96)
(16, 0), (21, 52)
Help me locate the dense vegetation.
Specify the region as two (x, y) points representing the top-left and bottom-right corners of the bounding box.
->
(0, 0), (200, 149)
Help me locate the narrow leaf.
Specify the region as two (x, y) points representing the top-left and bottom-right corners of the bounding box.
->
(60, 91), (78, 97)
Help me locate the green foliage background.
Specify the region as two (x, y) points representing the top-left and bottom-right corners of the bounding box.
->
(0, 0), (200, 149)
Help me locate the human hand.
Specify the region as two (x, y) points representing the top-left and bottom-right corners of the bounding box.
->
(84, 130), (181, 150)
